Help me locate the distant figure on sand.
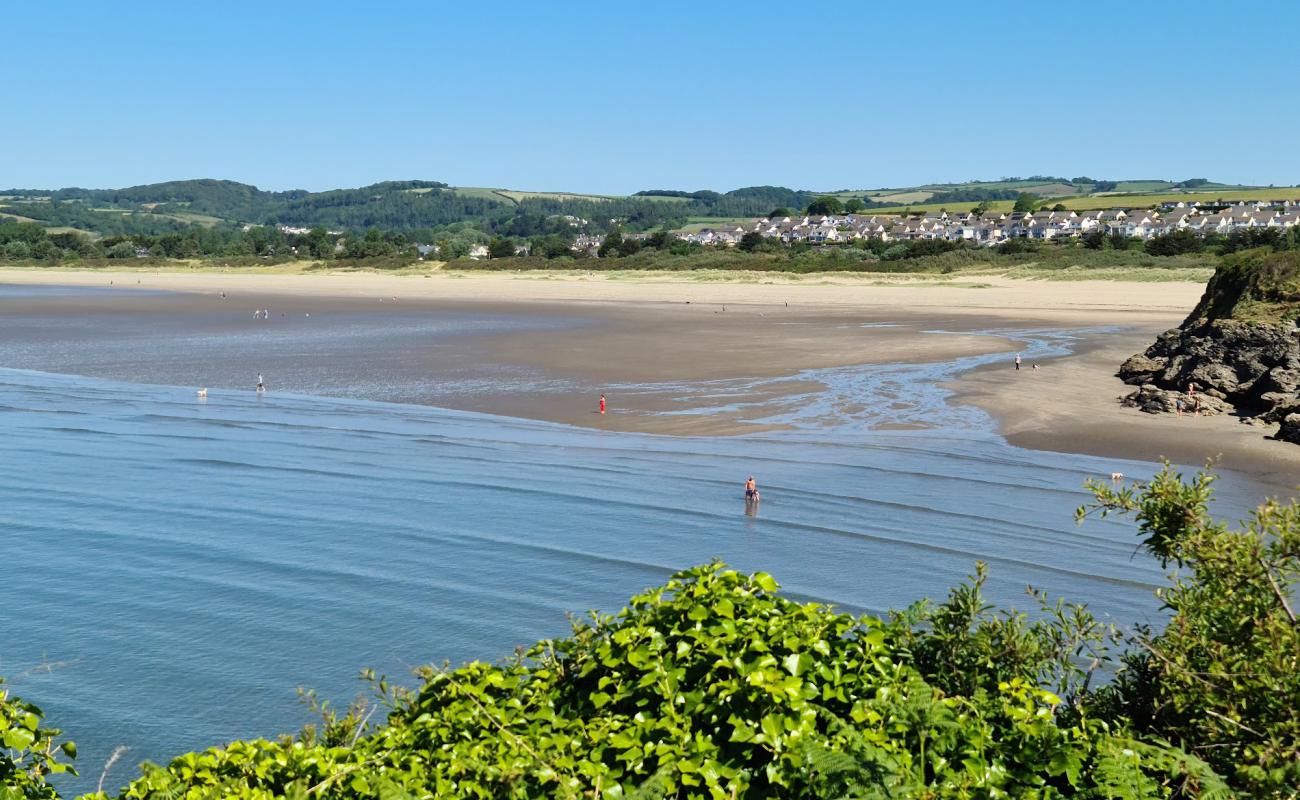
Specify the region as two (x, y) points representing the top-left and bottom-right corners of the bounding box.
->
(745, 476), (760, 503)
(256, 374), (265, 393)
(1014, 353), (1021, 371)
(599, 394), (606, 414)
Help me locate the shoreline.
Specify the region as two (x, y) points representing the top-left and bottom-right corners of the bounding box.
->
(5, 267), (1299, 481)
(949, 329), (1300, 488)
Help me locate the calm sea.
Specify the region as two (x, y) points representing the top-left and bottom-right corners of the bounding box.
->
(0, 301), (1278, 792)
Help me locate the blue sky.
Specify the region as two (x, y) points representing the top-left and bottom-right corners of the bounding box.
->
(6, 2), (1298, 193)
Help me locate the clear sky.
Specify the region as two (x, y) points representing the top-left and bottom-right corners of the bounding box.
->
(6, 1), (1298, 194)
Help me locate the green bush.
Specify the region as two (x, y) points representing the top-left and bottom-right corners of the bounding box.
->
(0, 678), (76, 799)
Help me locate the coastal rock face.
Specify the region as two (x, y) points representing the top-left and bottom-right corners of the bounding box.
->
(1118, 320), (1300, 418)
(1277, 414), (1300, 444)
(1119, 382), (1233, 416)
(1117, 249), (1300, 442)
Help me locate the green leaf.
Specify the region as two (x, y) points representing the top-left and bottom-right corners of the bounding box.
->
(4, 727), (35, 750)
(783, 652), (812, 677)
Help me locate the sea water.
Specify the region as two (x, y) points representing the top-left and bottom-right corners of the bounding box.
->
(0, 361), (1276, 792)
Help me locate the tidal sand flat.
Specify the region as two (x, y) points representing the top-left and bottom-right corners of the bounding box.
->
(4, 267), (1299, 472)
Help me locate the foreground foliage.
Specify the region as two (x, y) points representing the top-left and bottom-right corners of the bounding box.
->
(0, 679), (75, 800)
(3, 466), (1296, 798)
(1081, 469), (1300, 795)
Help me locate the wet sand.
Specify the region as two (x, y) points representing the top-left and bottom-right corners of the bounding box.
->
(949, 328), (1300, 489)
(3, 267), (1299, 479)
(0, 279), (1013, 436)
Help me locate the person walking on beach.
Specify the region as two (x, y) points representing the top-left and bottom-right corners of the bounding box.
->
(744, 476), (760, 503)
(1015, 353), (1021, 371)
(599, 394), (606, 414)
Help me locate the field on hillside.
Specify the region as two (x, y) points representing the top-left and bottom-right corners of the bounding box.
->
(497, 189), (622, 203)
(678, 216), (756, 232)
(0, 211), (43, 224)
(1113, 180), (1177, 192)
(869, 190), (934, 203)
(855, 199), (1018, 215)
(448, 187), (641, 205)
(860, 187), (1300, 215)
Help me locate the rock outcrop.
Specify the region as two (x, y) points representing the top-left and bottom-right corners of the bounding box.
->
(1117, 248), (1300, 443)
(1119, 382), (1233, 416)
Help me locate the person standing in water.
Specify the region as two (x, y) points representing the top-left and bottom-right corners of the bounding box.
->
(745, 476), (759, 502)
(256, 374), (265, 393)
(599, 394), (606, 414)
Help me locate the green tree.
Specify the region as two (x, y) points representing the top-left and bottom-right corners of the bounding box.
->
(805, 196), (844, 215)
(305, 227), (335, 259)
(616, 235), (642, 257)
(737, 231), (765, 252)
(1013, 193), (1042, 213)
(48, 231), (97, 257)
(843, 198), (866, 213)
(645, 230), (671, 250)
(106, 241), (136, 259)
(532, 234), (573, 259)
(598, 228), (624, 258)
(2, 240), (31, 260)
(1145, 229), (1204, 256)
(487, 237), (515, 259)
(768, 207), (793, 218)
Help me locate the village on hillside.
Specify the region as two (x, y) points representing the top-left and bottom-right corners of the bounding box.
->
(619, 199), (1300, 252)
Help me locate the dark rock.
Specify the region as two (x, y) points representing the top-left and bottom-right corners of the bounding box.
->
(1276, 414), (1300, 445)
(1258, 366), (1300, 396)
(1117, 252), (1300, 444)
(1118, 318), (1300, 438)
(1120, 385), (1230, 416)
(1118, 353), (1166, 384)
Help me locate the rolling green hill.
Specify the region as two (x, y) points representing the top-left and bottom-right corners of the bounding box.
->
(2, 176), (1294, 239)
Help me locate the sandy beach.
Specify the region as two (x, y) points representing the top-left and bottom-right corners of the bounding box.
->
(3, 266), (1299, 481)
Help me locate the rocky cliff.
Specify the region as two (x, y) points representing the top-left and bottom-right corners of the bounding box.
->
(1118, 249), (1300, 443)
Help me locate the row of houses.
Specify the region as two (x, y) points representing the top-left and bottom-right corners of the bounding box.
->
(678, 200), (1300, 248)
